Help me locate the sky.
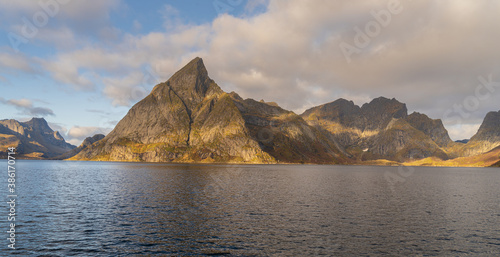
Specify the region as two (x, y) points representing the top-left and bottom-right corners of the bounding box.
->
(1, 0), (500, 145)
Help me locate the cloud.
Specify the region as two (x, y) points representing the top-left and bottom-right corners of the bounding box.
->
(0, 0), (120, 30)
(68, 126), (101, 140)
(48, 122), (68, 135)
(0, 52), (34, 72)
(160, 4), (181, 30)
(103, 71), (151, 106)
(0, 97), (55, 117)
(0, 0), (121, 52)
(66, 123), (114, 146)
(132, 20), (142, 32)
(27, 0), (500, 140)
(245, 0), (269, 13)
(447, 123), (481, 141)
(42, 58), (94, 90)
(40, 24), (211, 91)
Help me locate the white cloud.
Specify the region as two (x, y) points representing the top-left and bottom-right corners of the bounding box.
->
(132, 20), (142, 31)
(0, 52), (33, 72)
(67, 138), (82, 146)
(245, 0), (269, 13)
(103, 71), (150, 106)
(68, 126), (101, 140)
(0, 0), (120, 26)
(447, 123), (481, 141)
(0, 97), (54, 117)
(48, 122), (68, 136)
(66, 124), (112, 145)
(0, 0), (121, 52)
(160, 4), (181, 30)
(26, 0), (500, 139)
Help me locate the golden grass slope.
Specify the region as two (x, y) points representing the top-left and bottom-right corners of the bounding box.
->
(404, 145), (500, 167)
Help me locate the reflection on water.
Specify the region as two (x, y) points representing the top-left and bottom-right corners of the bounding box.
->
(1, 161), (499, 256)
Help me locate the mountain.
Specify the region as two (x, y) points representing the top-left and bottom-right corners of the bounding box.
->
(71, 57), (347, 164)
(229, 92), (347, 163)
(301, 98), (452, 162)
(460, 110), (500, 156)
(405, 112), (453, 148)
(53, 134), (105, 160)
(0, 118), (75, 158)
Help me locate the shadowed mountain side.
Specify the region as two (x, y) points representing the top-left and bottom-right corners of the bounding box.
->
(230, 92), (348, 164)
(405, 112), (454, 148)
(458, 110), (500, 157)
(364, 118), (449, 162)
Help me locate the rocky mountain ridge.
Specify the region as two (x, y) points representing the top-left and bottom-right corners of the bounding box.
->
(300, 98), (455, 162)
(0, 118), (75, 158)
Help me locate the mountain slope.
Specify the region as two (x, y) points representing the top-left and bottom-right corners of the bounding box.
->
(0, 118), (75, 158)
(230, 93), (347, 163)
(405, 112), (453, 148)
(405, 145), (500, 167)
(460, 110), (500, 156)
(301, 97), (453, 162)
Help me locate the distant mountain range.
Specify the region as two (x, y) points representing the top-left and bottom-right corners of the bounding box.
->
(2, 57), (500, 167)
(0, 118), (75, 158)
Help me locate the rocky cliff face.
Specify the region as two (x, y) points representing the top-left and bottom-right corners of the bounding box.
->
(0, 118), (75, 158)
(301, 97), (453, 162)
(461, 110), (500, 156)
(405, 112), (453, 148)
(72, 58), (346, 163)
(367, 118), (449, 161)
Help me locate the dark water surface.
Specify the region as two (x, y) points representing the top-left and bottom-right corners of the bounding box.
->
(1, 160), (499, 256)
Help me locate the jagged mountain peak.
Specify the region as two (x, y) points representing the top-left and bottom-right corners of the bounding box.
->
(475, 110), (500, 132)
(0, 117), (75, 158)
(458, 110), (500, 157)
(405, 112), (452, 147)
(301, 98), (360, 121)
(361, 97), (407, 115)
(150, 57), (223, 110)
(469, 110), (500, 143)
(24, 117), (52, 132)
